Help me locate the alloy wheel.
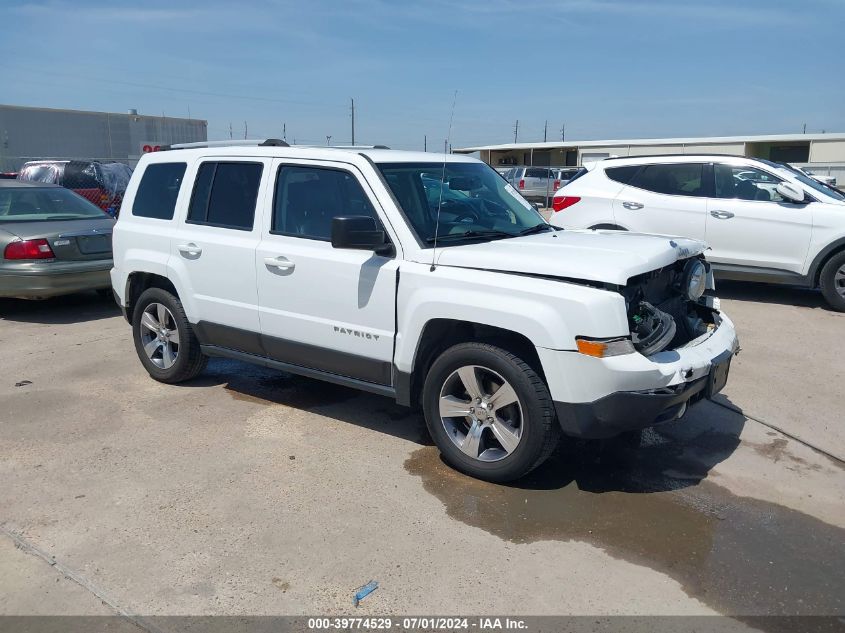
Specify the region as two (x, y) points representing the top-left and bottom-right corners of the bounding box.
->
(836, 264), (845, 299)
(438, 364), (524, 462)
(139, 302), (180, 369)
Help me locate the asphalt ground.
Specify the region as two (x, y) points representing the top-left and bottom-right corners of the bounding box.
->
(0, 282), (843, 633)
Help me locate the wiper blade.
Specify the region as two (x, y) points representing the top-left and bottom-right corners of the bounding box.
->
(517, 223), (557, 236)
(425, 230), (515, 243)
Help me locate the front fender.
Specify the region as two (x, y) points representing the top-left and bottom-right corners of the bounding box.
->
(394, 262), (629, 373)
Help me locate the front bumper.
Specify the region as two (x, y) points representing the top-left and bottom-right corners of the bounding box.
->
(0, 260), (112, 298)
(539, 312), (739, 439)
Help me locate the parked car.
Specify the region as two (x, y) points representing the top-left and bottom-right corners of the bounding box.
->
(111, 141), (738, 482)
(0, 172), (18, 180)
(789, 164), (837, 188)
(17, 160), (133, 216)
(0, 180), (115, 298)
(505, 167), (571, 206)
(549, 154), (845, 311)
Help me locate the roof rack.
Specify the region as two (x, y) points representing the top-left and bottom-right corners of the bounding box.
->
(162, 138), (290, 151)
(291, 144), (391, 150)
(602, 153), (740, 161)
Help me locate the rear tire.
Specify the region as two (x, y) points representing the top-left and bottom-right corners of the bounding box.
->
(422, 343), (560, 482)
(819, 250), (845, 312)
(132, 287), (207, 383)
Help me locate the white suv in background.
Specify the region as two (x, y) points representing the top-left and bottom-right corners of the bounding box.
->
(111, 140), (738, 482)
(549, 155), (845, 311)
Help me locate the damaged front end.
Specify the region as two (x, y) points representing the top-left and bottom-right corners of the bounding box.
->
(622, 256), (719, 357)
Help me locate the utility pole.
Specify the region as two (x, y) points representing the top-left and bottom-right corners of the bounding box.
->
(444, 139), (447, 154)
(350, 98), (355, 146)
(544, 120), (548, 142)
(244, 121), (247, 139)
(514, 119), (519, 143)
(229, 122), (233, 139)
(424, 135), (427, 152)
(803, 123), (807, 134)
(561, 124), (565, 141)
(283, 122), (286, 141)
(326, 135), (332, 146)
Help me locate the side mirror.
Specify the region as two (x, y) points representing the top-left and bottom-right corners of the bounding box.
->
(776, 181), (805, 203)
(331, 216), (387, 251)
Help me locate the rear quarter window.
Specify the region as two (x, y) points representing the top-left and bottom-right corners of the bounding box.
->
(132, 162), (187, 220)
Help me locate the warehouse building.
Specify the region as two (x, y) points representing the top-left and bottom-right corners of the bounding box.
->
(0, 104), (207, 172)
(455, 133), (845, 182)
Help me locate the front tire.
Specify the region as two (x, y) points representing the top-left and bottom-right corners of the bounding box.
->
(132, 287), (207, 383)
(819, 250), (845, 312)
(422, 343), (560, 482)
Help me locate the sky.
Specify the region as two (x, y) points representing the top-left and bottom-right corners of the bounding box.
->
(1, 0), (844, 150)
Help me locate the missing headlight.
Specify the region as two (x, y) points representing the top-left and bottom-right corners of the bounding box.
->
(630, 301), (677, 356)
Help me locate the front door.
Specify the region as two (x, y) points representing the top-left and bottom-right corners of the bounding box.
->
(255, 160), (399, 386)
(705, 163), (812, 273)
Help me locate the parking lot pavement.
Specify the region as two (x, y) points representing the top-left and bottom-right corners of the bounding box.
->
(715, 281), (845, 458)
(1, 290), (843, 624)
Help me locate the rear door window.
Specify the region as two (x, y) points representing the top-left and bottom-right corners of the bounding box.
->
(605, 165), (641, 185)
(132, 162), (187, 220)
(629, 163), (705, 197)
(187, 161), (263, 230)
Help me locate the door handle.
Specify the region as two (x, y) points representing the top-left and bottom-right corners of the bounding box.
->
(622, 201), (644, 210)
(177, 243), (202, 257)
(264, 256), (295, 271)
(710, 210), (735, 219)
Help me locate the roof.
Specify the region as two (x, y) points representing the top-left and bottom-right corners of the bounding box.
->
(0, 179), (59, 188)
(149, 143), (478, 164)
(454, 133), (845, 153)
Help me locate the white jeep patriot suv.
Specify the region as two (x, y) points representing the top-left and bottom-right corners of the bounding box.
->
(111, 140), (738, 482)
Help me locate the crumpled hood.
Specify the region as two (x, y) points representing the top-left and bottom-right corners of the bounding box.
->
(423, 229), (707, 286)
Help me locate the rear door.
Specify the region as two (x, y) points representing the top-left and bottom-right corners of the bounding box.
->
(612, 162), (708, 239)
(255, 159), (399, 386)
(705, 163), (812, 272)
(168, 158), (269, 350)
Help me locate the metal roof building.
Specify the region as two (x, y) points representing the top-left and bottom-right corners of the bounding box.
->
(0, 104), (207, 172)
(455, 133), (845, 181)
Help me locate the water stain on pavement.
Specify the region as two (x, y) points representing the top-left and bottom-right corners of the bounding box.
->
(405, 434), (845, 624)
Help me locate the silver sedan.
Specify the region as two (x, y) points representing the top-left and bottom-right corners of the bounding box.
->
(0, 180), (115, 299)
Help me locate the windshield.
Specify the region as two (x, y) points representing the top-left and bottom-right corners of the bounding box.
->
(377, 162), (549, 245)
(0, 187), (108, 221)
(760, 159), (845, 202)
